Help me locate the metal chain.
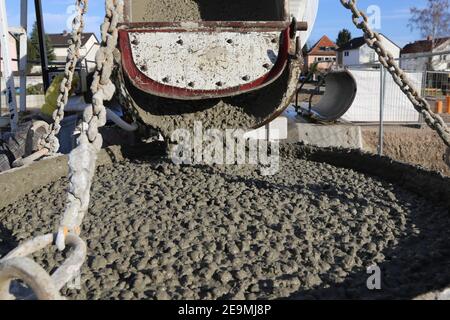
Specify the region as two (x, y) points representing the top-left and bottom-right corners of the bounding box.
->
(340, 0), (450, 148)
(41, 0), (89, 153)
(55, 0), (124, 251)
(0, 0), (123, 300)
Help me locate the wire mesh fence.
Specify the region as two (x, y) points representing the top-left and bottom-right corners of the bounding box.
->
(341, 51), (450, 175)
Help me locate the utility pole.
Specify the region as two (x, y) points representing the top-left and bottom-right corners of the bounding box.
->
(19, 0), (28, 112)
(34, 0), (50, 92)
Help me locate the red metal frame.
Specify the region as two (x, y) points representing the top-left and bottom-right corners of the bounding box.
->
(118, 27), (291, 100)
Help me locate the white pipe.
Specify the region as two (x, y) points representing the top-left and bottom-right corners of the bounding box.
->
(105, 108), (138, 132)
(64, 97), (138, 132)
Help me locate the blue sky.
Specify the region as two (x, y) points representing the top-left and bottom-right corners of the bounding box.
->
(5, 0), (432, 48)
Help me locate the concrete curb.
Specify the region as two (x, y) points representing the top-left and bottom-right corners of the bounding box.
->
(0, 146), (124, 209)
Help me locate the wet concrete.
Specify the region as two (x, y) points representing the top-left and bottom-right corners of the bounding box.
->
(0, 143), (449, 300)
(130, 0), (284, 22)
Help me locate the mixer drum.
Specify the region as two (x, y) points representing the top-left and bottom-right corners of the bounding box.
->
(118, 0), (304, 137)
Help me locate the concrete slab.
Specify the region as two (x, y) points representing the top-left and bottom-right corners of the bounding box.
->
(284, 107), (363, 149)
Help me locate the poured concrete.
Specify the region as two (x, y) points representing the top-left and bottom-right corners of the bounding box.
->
(0, 143), (449, 300)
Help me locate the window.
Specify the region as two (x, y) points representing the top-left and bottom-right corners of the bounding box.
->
(344, 51), (349, 57)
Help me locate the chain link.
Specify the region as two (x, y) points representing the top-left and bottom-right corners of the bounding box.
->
(340, 0), (450, 148)
(41, 0), (89, 153)
(0, 0), (125, 300)
(56, 0), (123, 251)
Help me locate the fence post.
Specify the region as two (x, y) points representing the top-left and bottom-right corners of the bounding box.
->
(378, 65), (386, 156)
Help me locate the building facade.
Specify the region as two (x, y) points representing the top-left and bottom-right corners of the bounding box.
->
(338, 34), (400, 67)
(48, 32), (100, 72)
(0, 32), (18, 73)
(400, 37), (450, 71)
(303, 35), (337, 74)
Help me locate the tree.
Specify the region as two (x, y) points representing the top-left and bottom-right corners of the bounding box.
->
(27, 21), (56, 66)
(302, 42), (309, 55)
(336, 29), (352, 48)
(408, 0), (450, 51)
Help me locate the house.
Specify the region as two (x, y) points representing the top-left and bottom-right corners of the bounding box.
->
(338, 34), (400, 67)
(48, 32), (100, 72)
(400, 37), (450, 71)
(0, 32), (18, 73)
(303, 35), (338, 74)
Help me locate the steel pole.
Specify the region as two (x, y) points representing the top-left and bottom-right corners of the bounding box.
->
(19, 0), (28, 112)
(378, 65), (386, 156)
(34, 0), (49, 92)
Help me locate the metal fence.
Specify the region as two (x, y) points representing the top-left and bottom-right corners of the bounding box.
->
(341, 51), (450, 175)
(422, 71), (449, 101)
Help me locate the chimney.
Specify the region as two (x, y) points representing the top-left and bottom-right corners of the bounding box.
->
(427, 35), (432, 41)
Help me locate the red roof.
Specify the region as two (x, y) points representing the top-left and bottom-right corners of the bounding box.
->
(307, 35), (338, 56)
(402, 37), (450, 54)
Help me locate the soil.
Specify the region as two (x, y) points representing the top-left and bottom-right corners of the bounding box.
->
(362, 126), (450, 176)
(1, 144), (449, 300)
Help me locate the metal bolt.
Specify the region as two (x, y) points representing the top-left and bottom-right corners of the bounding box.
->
(162, 77), (170, 83)
(227, 39), (233, 44)
(176, 39), (184, 45)
(271, 38), (278, 44)
(188, 82), (195, 88)
(140, 64), (148, 72)
(131, 38), (139, 45)
(242, 75), (250, 81)
(263, 63), (271, 69)
(216, 81), (223, 87)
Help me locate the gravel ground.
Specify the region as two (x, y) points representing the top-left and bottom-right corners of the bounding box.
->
(0, 145), (449, 300)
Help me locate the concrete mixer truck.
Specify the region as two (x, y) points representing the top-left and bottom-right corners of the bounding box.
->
(116, 0), (357, 136)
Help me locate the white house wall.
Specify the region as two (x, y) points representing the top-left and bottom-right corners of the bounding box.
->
(400, 40), (450, 71)
(51, 35), (99, 72)
(342, 49), (360, 66)
(343, 35), (400, 66)
(0, 33), (18, 72)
